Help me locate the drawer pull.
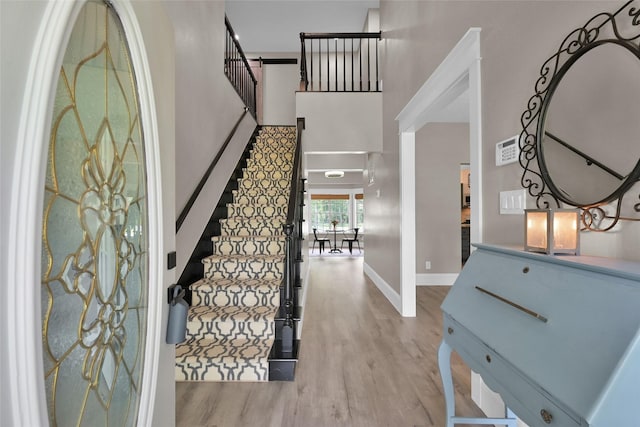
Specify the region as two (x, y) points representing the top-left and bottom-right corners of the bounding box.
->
(485, 354), (492, 363)
(540, 409), (553, 424)
(447, 327), (454, 335)
(475, 286), (548, 323)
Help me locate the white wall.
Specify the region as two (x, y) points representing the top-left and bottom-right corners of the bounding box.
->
(415, 123), (469, 274)
(363, 8), (380, 33)
(262, 62), (299, 125)
(297, 92), (382, 153)
(307, 171), (365, 189)
(1, 2), (48, 423)
(131, 2), (176, 424)
(164, 1), (258, 275)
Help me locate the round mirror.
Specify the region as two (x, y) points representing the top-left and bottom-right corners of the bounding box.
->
(537, 41), (640, 207)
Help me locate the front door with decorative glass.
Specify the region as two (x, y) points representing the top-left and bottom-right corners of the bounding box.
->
(40, 2), (151, 425)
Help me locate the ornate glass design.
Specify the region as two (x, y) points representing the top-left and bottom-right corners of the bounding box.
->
(41, 1), (148, 425)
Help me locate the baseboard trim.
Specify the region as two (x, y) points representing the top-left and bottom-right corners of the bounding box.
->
(363, 262), (402, 314)
(416, 273), (458, 286)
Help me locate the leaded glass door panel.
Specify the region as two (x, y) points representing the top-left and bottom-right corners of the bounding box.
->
(41, 2), (149, 425)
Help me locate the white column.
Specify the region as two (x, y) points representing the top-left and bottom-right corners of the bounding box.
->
(400, 131), (416, 317)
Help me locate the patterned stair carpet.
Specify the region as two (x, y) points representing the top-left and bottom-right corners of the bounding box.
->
(176, 126), (296, 382)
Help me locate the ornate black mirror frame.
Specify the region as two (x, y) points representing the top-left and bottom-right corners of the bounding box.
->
(520, 0), (640, 231)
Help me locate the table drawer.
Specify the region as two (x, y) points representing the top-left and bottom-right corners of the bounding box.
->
(443, 315), (584, 427)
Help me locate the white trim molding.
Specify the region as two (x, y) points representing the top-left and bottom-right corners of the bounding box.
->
(8, 3), (83, 424)
(400, 132), (417, 317)
(394, 27), (482, 321)
(416, 273), (459, 286)
(364, 262), (402, 313)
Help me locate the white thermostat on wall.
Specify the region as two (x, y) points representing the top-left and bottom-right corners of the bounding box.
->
(495, 135), (520, 166)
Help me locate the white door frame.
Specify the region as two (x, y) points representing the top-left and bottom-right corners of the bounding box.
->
(395, 28), (482, 317)
(5, 1), (164, 425)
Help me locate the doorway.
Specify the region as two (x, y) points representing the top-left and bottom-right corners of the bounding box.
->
(460, 164), (471, 264)
(396, 28), (482, 317)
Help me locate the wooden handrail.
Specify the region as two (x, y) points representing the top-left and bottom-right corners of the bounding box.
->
(300, 32), (382, 39)
(176, 109), (250, 233)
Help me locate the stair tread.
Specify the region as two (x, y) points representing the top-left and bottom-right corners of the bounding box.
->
(234, 187), (290, 193)
(212, 235), (287, 241)
(192, 276), (282, 289)
(202, 254), (285, 262)
(176, 337), (273, 382)
(177, 337), (274, 355)
(190, 277), (281, 307)
(176, 338), (273, 366)
(189, 304), (278, 322)
(227, 205), (286, 209)
(211, 236), (287, 257)
(221, 216), (287, 222)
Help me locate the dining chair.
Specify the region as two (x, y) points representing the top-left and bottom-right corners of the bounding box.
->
(341, 228), (361, 254)
(312, 228), (331, 253)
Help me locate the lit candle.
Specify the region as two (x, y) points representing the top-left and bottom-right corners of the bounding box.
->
(525, 209), (579, 255)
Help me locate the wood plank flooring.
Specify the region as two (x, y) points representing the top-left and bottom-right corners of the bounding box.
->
(176, 257), (487, 427)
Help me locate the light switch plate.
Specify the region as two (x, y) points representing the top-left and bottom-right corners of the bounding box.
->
(500, 189), (526, 214)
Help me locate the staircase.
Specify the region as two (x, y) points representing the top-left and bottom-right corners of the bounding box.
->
(175, 126), (298, 382)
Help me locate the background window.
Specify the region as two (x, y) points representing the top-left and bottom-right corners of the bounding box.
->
(309, 193), (364, 232)
(355, 193), (364, 231)
(310, 194), (349, 230)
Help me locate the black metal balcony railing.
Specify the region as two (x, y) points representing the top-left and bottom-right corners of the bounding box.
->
(299, 32), (382, 92)
(225, 16), (257, 118)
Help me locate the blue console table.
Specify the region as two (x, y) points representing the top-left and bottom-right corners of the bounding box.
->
(439, 244), (640, 427)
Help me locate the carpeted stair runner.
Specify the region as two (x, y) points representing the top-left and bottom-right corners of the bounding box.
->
(175, 126), (296, 382)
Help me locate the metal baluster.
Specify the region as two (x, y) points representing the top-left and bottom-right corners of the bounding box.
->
(252, 77), (256, 117)
(376, 37), (379, 91)
(318, 39), (321, 91)
(343, 38), (346, 92)
(359, 37), (363, 91)
(300, 34), (307, 91)
(333, 38), (338, 92)
(282, 223), (295, 354)
(327, 38), (330, 92)
(310, 38), (313, 91)
(367, 38), (371, 91)
(351, 39), (354, 92)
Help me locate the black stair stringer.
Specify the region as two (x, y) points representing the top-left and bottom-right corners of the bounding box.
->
(176, 126), (260, 304)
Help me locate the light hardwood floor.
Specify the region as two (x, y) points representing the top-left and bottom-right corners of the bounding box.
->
(176, 257), (486, 427)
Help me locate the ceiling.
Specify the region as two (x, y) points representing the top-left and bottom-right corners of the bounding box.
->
(225, 0), (379, 53)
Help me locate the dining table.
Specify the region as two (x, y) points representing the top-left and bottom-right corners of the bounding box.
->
(326, 227), (345, 253)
